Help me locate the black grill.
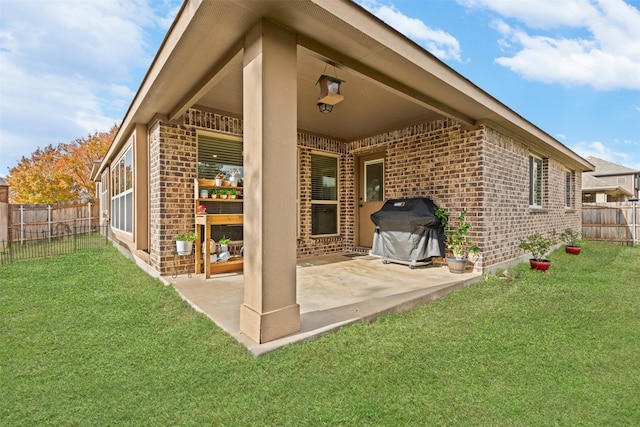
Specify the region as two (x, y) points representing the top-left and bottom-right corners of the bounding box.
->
(370, 198), (445, 268)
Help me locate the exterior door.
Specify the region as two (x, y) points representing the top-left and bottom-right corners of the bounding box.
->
(358, 153), (385, 247)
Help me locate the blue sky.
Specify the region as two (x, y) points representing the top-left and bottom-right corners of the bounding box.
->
(1, 0), (639, 178)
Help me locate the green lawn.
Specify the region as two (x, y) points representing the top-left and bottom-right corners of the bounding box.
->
(2, 241), (639, 426)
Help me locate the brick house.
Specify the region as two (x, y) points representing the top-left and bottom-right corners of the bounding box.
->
(93, 0), (591, 343)
(582, 156), (639, 202)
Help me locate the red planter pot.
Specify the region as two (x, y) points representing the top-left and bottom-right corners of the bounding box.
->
(565, 246), (581, 255)
(530, 259), (551, 272)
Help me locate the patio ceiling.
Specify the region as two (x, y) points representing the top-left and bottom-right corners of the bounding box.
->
(194, 45), (443, 141)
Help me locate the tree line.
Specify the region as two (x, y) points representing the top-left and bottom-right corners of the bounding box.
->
(5, 125), (118, 204)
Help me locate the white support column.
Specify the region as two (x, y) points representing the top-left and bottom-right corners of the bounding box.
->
(239, 19), (300, 343)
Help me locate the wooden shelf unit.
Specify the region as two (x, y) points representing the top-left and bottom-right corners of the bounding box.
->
(194, 178), (244, 278)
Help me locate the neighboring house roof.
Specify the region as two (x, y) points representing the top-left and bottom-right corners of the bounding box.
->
(98, 0), (592, 175)
(585, 156), (640, 176)
(581, 174), (633, 197)
(0, 177), (6, 186)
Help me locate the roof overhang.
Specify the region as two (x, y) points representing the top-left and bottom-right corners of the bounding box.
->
(90, 160), (102, 182)
(582, 186), (633, 197)
(96, 0), (593, 176)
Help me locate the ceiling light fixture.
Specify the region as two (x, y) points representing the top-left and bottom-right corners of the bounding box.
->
(317, 102), (333, 114)
(316, 65), (345, 113)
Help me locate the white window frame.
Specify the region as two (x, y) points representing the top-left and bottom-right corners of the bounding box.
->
(565, 170), (574, 209)
(100, 169), (109, 218)
(529, 154), (543, 207)
(111, 146), (133, 234)
(310, 151), (340, 237)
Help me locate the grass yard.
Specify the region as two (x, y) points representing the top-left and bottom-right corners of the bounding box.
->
(2, 241), (639, 426)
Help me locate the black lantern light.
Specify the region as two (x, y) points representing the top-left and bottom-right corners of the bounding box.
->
(315, 71), (345, 113)
(317, 102), (333, 114)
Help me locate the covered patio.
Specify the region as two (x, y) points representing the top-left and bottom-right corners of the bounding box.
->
(93, 0), (586, 347)
(166, 254), (481, 356)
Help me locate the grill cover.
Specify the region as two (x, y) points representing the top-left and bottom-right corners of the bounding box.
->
(370, 198), (445, 262)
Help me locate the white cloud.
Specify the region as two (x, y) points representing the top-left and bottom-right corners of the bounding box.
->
(356, 0), (462, 61)
(459, 0), (640, 90)
(0, 0), (181, 174)
(459, 0), (600, 28)
(572, 140), (640, 170)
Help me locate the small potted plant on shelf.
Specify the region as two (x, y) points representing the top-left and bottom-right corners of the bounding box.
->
(210, 188), (218, 199)
(175, 231), (197, 255)
(435, 208), (480, 274)
(519, 232), (554, 271)
(228, 168), (241, 187)
(214, 173), (224, 187)
(220, 188), (228, 199)
(218, 236), (231, 253)
(230, 188), (237, 199)
(559, 228), (582, 255)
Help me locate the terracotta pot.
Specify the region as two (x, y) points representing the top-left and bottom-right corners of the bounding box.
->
(565, 246), (581, 255)
(530, 259), (551, 272)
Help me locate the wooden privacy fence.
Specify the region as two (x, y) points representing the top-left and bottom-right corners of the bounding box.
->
(582, 202), (639, 246)
(1, 200), (107, 265)
(7, 201), (100, 244)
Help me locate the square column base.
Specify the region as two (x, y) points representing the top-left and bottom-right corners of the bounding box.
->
(240, 303), (301, 344)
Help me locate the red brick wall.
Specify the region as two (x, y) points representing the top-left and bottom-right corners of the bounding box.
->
(149, 119), (197, 275)
(148, 110), (582, 274)
(481, 126), (582, 269)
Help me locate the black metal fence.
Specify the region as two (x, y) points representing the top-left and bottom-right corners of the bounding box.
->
(0, 221), (110, 266)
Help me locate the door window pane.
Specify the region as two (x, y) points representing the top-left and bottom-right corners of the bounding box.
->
(365, 160), (383, 202)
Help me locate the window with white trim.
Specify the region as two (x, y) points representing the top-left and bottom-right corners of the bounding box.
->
(111, 146), (133, 233)
(100, 169), (109, 216)
(529, 155), (543, 207)
(311, 153), (339, 236)
(565, 170), (574, 209)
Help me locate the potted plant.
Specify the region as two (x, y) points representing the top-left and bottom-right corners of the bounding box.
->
(210, 188), (218, 199)
(175, 230), (197, 255)
(229, 188), (237, 199)
(435, 208), (480, 274)
(218, 236), (231, 253)
(559, 228), (582, 255)
(220, 188), (228, 199)
(214, 173), (224, 187)
(519, 232), (553, 271)
(228, 168), (241, 187)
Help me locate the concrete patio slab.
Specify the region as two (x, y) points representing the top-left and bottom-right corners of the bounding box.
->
(165, 254), (481, 356)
